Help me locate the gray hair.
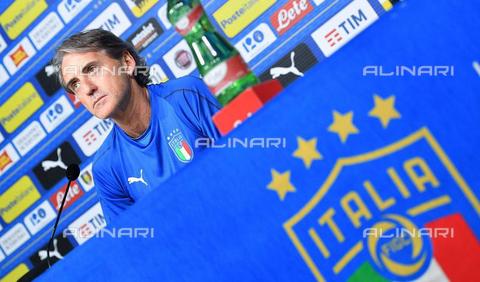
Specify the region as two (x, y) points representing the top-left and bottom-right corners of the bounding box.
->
(53, 29), (150, 91)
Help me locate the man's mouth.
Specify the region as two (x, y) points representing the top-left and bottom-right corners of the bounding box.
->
(93, 95), (107, 109)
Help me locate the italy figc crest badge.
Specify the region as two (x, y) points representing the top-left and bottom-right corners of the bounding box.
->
(167, 128), (194, 163)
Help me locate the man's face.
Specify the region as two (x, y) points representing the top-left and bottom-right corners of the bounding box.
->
(61, 51), (133, 119)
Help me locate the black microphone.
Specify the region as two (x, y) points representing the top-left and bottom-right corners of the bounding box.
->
(47, 164), (80, 268)
(66, 164), (80, 181)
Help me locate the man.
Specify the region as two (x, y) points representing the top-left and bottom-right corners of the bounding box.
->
(54, 29), (221, 223)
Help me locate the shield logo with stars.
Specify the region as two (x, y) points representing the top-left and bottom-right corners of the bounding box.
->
(281, 128), (479, 281)
(167, 128), (194, 163)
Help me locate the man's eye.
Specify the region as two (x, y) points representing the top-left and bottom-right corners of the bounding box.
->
(88, 65), (99, 74)
(72, 82), (80, 90)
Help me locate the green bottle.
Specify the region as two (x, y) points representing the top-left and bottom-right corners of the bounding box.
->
(167, 0), (259, 106)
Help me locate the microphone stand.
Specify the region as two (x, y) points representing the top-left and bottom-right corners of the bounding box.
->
(18, 164), (80, 281)
(47, 178), (72, 268)
(47, 164), (80, 267)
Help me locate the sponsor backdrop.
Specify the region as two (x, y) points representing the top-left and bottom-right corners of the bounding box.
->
(0, 0), (474, 281)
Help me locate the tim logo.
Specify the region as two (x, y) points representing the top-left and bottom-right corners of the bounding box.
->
(323, 10), (365, 47)
(67, 203), (106, 245)
(84, 120), (111, 144)
(79, 213), (105, 238)
(85, 3), (131, 36)
(167, 128), (193, 163)
(284, 128), (480, 281)
(311, 0), (378, 57)
(73, 117), (113, 157)
(324, 28), (343, 47)
(81, 121), (111, 145)
(271, 0), (313, 35)
(83, 130), (97, 146)
(103, 15), (120, 32)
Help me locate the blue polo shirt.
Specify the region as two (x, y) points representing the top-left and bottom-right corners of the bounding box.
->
(92, 76), (221, 224)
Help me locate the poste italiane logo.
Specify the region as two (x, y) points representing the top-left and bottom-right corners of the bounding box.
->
(213, 0), (275, 38)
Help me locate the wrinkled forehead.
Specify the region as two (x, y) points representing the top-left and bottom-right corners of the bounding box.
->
(61, 51), (100, 69)
(60, 51), (110, 79)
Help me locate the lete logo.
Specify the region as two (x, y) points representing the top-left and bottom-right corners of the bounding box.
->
(271, 0), (313, 35)
(49, 181), (84, 211)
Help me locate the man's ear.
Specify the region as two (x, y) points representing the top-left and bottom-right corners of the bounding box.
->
(123, 51), (137, 76)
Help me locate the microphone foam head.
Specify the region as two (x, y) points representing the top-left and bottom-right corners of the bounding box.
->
(66, 164), (80, 181)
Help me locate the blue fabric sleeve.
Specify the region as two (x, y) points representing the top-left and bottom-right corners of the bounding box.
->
(160, 76), (222, 140)
(92, 155), (133, 225)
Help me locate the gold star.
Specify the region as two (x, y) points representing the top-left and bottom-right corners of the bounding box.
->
(267, 169), (296, 201)
(328, 111), (359, 143)
(293, 137), (323, 169)
(368, 95), (401, 128)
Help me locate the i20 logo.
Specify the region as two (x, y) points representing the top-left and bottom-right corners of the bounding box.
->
(234, 23), (277, 63)
(24, 201), (56, 235)
(28, 208), (47, 226)
(40, 95), (74, 133)
(58, 0), (93, 23)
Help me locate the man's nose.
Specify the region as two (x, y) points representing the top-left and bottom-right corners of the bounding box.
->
(82, 77), (98, 97)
